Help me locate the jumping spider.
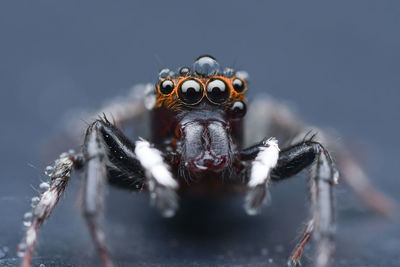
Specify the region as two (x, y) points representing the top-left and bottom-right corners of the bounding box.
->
(18, 55), (394, 267)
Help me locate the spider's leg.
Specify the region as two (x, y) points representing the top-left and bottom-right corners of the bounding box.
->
(133, 139), (179, 217)
(92, 119), (180, 217)
(289, 219), (314, 266)
(19, 152), (82, 267)
(291, 129), (396, 216)
(82, 119), (179, 267)
(330, 148), (396, 216)
(241, 138), (280, 215)
(66, 84), (153, 141)
(82, 121), (115, 267)
(245, 96), (395, 216)
(271, 141), (339, 267)
(47, 84), (154, 157)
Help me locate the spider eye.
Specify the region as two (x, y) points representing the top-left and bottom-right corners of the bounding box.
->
(206, 79), (229, 104)
(159, 79), (174, 95)
(178, 79), (203, 104)
(232, 78), (245, 93)
(228, 101), (246, 119)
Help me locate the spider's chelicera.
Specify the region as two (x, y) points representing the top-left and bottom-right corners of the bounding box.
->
(18, 55), (394, 267)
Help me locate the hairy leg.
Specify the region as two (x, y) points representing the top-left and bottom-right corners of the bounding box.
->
(82, 118), (179, 266)
(271, 140), (338, 267)
(82, 121), (115, 267)
(241, 138), (280, 215)
(49, 83), (153, 154)
(134, 139), (179, 217)
(245, 96), (395, 215)
(19, 152), (83, 267)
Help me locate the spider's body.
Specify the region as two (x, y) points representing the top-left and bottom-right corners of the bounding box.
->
(151, 56), (247, 184)
(18, 56), (394, 267)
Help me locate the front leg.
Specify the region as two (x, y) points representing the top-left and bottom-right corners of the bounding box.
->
(271, 140), (338, 267)
(134, 139), (179, 217)
(87, 119), (180, 216)
(241, 139), (338, 267)
(245, 96), (395, 216)
(82, 119), (179, 266)
(241, 138), (280, 215)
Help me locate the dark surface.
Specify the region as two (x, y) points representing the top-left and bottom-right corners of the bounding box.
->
(1, 1), (399, 266)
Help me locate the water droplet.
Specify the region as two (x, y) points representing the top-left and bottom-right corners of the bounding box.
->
(223, 67), (235, 77)
(39, 264), (46, 267)
(44, 166), (54, 176)
(268, 258), (273, 263)
(235, 70), (249, 80)
(179, 66), (190, 76)
(24, 212), (33, 221)
(17, 243), (26, 258)
(0, 246), (9, 259)
(31, 196), (40, 208)
(193, 55), (220, 76)
(162, 208), (175, 218)
(59, 152), (69, 159)
(39, 182), (50, 192)
(23, 221), (32, 227)
(158, 68), (171, 80)
(260, 247), (269, 256)
(0, 248), (6, 259)
(274, 244), (284, 253)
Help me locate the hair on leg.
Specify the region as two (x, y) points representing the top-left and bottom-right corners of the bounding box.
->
(271, 141), (338, 267)
(134, 139), (179, 217)
(288, 219), (314, 267)
(246, 96), (395, 216)
(241, 138), (280, 215)
(81, 118), (179, 267)
(19, 151), (82, 267)
(82, 121), (115, 267)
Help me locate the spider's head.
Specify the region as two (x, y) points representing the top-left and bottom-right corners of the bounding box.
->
(151, 55), (248, 173)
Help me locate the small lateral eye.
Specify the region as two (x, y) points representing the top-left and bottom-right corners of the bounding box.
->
(159, 79), (174, 95)
(206, 79), (229, 104)
(178, 79), (203, 104)
(232, 78), (245, 93)
(228, 101), (246, 119)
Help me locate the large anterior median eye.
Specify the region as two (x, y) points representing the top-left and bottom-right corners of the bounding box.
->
(178, 79), (203, 104)
(206, 79), (229, 104)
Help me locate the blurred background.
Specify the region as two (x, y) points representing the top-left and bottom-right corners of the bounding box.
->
(0, 1), (399, 266)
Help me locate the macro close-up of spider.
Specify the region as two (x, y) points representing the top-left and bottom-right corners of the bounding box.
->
(1, 2), (399, 267)
(15, 55), (395, 267)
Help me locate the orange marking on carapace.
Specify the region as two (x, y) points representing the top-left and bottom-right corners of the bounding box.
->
(155, 75), (247, 111)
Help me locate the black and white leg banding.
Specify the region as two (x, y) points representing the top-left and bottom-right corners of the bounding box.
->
(135, 139), (179, 217)
(271, 140), (339, 267)
(244, 138), (280, 215)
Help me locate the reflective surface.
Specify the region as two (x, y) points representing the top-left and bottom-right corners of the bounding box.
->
(194, 55), (220, 76)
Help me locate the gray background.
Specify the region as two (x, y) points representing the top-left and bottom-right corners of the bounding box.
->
(0, 1), (399, 266)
